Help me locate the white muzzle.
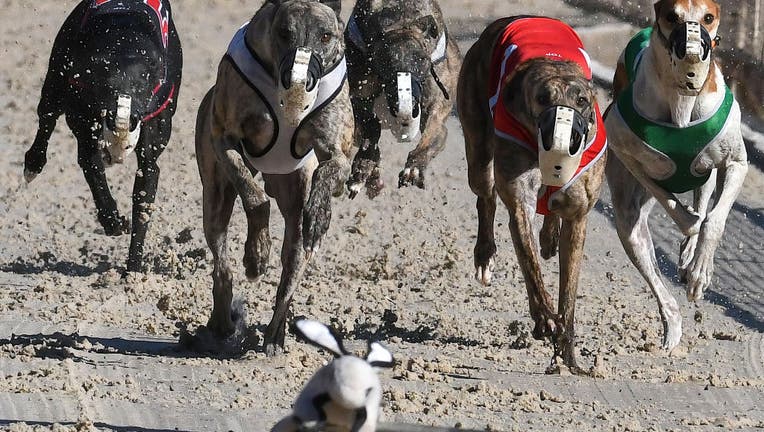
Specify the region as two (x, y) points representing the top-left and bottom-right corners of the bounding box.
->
(279, 47), (321, 127)
(390, 72), (421, 142)
(538, 106), (586, 187)
(101, 94), (140, 166)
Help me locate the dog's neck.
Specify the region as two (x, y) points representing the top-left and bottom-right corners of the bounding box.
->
(634, 30), (725, 127)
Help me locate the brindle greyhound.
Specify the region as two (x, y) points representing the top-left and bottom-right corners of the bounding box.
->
(195, 0), (352, 354)
(24, 0), (182, 272)
(606, 0), (748, 351)
(344, 0), (460, 198)
(458, 16), (608, 372)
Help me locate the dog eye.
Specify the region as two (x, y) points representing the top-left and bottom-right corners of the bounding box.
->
(321, 32), (332, 43)
(703, 13), (715, 24)
(666, 11), (679, 23)
(576, 96), (588, 107)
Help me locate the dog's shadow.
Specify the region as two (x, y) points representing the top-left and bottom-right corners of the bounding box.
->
(0, 251), (112, 277)
(0, 326), (265, 363)
(348, 309), (482, 347)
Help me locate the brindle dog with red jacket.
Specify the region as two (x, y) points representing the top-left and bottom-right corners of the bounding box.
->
(458, 16), (608, 373)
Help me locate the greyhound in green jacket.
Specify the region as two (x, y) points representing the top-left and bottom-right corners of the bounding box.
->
(605, 0), (748, 352)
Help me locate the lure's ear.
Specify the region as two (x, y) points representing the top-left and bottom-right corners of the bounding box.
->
(294, 319), (348, 357)
(366, 342), (394, 368)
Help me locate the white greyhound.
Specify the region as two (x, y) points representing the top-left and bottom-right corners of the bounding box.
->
(605, 0), (748, 351)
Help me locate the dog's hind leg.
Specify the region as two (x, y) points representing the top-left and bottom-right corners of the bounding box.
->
(262, 164), (314, 356)
(126, 120), (170, 272)
(607, 154), (682, 350)
(678, 169), (716, 285)
(540, 215), (560, 260)
(71, 124), (130, 236)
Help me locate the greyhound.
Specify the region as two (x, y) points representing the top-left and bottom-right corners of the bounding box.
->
(605, 0), (748, 351)
(458, 16), (608, 372)
(344, 0), (461, 198)
(272, 319), (394, 432)
(23, 0), (182, 272)
(195, 0), (353, 354)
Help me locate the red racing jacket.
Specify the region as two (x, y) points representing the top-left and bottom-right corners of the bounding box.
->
(487, 17), (607, 215)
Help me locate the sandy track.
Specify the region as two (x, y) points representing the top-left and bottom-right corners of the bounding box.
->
(0, 1), (762, 431)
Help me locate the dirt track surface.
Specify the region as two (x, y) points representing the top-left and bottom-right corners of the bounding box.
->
(1, 1), (763, 431)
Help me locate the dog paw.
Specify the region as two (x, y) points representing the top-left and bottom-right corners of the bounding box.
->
(677, 234), (699, 283)
(660, 310), (683, 351)
(475, 260), (494, 286)
(24, 149), (47, 183)
(23, 168), (40, 183)
(244, 232), (271, 281)
(303, 189), (331, 253)
(532, 310), (562, 340)
(398, 165), (425, 189)
(474, 241), (496, 286)
(686, 250), (714, 302)
(347, 155), (381, 199)
(100, 213), (130, 236)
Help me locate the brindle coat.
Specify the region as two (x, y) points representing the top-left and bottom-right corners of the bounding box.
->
(457, 17), (606, 373)
(195, 0), (353, 354)
(344, 0), (461, 198)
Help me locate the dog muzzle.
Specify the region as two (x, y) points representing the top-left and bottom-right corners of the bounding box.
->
(278, 47), (324, 127)
(668, 21), (713, 95)
(389, 72), (422, 142)
(100, 94), (141, 166)
(537, 106), (588, 187)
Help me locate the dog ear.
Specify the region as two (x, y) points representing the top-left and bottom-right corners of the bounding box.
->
(318, 0), (341, 20)
(653, 0), (663, 21)
(415, 15), (440, 39)
(366, 342), (394, 368)
(294, 319), (348, 357)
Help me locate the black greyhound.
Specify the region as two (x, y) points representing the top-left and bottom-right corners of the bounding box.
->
(24, 0), (182, 272)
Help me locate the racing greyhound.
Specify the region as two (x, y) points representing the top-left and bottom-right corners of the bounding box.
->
(606, 0), (748, 351)
(195, 0), (352, 354)
(458, 16), (608, 372)
(24, 0), (182, 272)
(344, 0), (460, 198)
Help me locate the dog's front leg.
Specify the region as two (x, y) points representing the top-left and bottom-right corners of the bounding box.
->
(679, 169), (717, 283)
(685, 156), (748, 301)
(399, 115), (448, 190)
(556, 215), (589, 374)
(347, 98), (383, 199)
(213, 135), (272, 279)
(262, 168), (312, 355)
(25, 59), (66, 183)
(73, 126), (129, 236)
(615, 150), (702, 236)
(494, 153), (559, 340)
(126, 121), (169, 273)
(303, 140), (351, 255)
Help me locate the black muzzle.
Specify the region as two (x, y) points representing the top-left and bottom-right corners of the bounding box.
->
(278, 48), (324, 91)
(538, 105), (589, 155)
(669, 21), (713, 61)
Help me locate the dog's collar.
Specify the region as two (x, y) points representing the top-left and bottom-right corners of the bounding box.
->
(347, 14), (447, 63)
